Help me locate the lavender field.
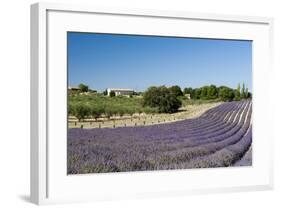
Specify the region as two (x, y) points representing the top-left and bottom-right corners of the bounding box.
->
(68, 100), (252, 174)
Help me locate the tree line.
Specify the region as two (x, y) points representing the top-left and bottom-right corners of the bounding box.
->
(68, 83), (251, 121)
(183, 83), (251, 101)
(142, 83), (251, 114)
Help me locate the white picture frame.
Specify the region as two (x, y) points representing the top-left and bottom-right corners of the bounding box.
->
(30, 2), (274, 205)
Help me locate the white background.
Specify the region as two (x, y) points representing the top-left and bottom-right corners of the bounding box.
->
(0, 0), (280, 207)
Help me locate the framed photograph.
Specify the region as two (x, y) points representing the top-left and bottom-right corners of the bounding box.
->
(30, 2), (274, 205)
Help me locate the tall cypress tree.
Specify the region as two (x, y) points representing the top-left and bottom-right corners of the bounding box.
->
(245, 87), (249, 98)
(241, 82), (246, 99)
(235, 83), (241, 100)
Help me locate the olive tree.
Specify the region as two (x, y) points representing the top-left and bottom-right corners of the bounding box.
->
(73, 103), (91, 121)
(90, 105), (103, 121)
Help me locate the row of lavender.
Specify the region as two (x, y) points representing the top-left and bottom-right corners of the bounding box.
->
(68, 100), (252, 174)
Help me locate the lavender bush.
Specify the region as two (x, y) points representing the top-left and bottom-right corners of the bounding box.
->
(68, 100), (252, 174)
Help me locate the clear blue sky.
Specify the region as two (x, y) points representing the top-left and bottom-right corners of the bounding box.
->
(68, 32), (252, 92)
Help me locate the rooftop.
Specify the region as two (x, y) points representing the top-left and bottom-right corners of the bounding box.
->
(68, 86), (79, 89)
(108, 88), (134, 91)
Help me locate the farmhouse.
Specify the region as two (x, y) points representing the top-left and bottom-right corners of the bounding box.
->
(68, 86), (80, 92)
(185, 93), (191, 99)
(107, 88), (134, 96)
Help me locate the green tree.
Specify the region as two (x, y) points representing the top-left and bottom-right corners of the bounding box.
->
(78, 83), (89, 92)
(207, 85), (218, 99)
(169, 85), (183, 97)
(90, 105), (103, 121)
(103, 89), (108, 96)
(109, 91), (116, 97)
(218, 87), (235, 102)
(104, 105), (114, 120)
(192, 88), (201, 99)
(234, 83), (241, 101)
(247, 91), (252, 99)
(73, 103), (91, 121)
(127, 107), (135, 120)
(118, 107), (126, 117)
(68, 103), (75, 115)
(245, 88), (249, 98)
(183, 87), (192, 95)
(241, 83), (246, 99)
(143, 86), (182, 113)
(200, 86), (208, 99)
